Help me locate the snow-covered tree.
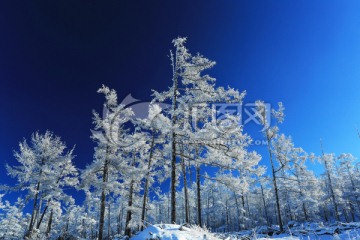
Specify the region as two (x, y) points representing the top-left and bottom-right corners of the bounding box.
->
(338, 153), (360, 221)
(0, 196), (27, 239)
(82, 85), (136, 239)
(319, 149), (342, 221)
(290, 150), (320, 221)
(256, 101), (286, 231)
(5, 131), (78, 238)
(153, 37), (260, 225)
(135, 103), (171, 229)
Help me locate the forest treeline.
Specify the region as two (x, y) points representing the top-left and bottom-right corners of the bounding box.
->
(0, 38), (359, 240)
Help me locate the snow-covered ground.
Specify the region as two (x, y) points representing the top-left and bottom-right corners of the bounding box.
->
(129, 222), (360, 240)
(217, 222), (360, 240)
(130, 224), (218, 240)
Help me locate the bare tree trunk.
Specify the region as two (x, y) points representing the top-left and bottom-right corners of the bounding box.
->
(206, 193), (210, 227)
(245, 195), (251, 220)
(66, 215), (70, 233)
(260, 183), (270, 225)
(36, 205), (48, 229)
(349, 201), (355, 222)
(141, 133), (155, 230)
(196, 164), (202, 226)
(28, 178), (42, 234)
(168, 192), (170, 222)
(45, 210), (53, 236)
(169, 50), (179, 224)
(117, 211), (121, 235)
(82, 219), (86, 239)
(266, 134), (283, 232)
(125, 180), (134, 237)
(118, 202), (124, 235)
(282, 171), (293, 222)
(180, 145), (189, 223)
(187, 160), (192, 221)
(211, 191), (215, 228)
(241, 193), (246, 224)
(98, 147), (110, 240)
(80, 219), (86, 238)
(108, 202), (111, 238)
(225, 199), (229, 232)
(321, 141), (340, 221)
(234, 192), (241, 231)
(171, 132), (177, 224)
(323, 206), (329, 222)
(99, 181), (107, 239)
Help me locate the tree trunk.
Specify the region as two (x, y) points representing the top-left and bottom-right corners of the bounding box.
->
(28, 182), (40, 233)
(28, 157), (46, 235)
(323, 206), (329, 222)
(27, 160), (44, 235)
(82, 219), (86, 239)
(321, 141), (340, 221)
(181, 147), (189, 223)
(206, 193), (210, 227)
(45, 210), (53, 236)
(81, 219), (86, 238)
(118, 202), (124, 235)
(245, 195), (251, 220)
(241, 193), (246, 226)
(295, 173), (308, 221)
(349, 201), (355, 222)
(125, 180), (134, 237)
(266, 134), (283, 232)
(211, 191), (215, 228)
(260, 183), (270, 226)
(36, 205), (48, 229)
(225, 199), (229, 232)
(108, 202), (111, 238)
(171, 133), (177, 224)
(346, 164), (360, 218)
(260, 183), (269, 226)
(98, 148), (109, 240)
(170, 50), (179, 224)
(35, 159), (68, 234)
(187, 160), (192, 221)
(141, 133), (155, 230)
(196, 164), (202, 226)
(282, 173), (293, 222)
(234, 192), (241, 231)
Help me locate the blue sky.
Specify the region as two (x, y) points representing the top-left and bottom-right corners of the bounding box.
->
(1, 1), (360, 204)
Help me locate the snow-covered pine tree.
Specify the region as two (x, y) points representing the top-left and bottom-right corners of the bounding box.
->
(135, 103), (171, 229)
(256, 101), (286, 231)
(0, 197), (27, 239)
(153, 37), (260, 226)
(290, 149), (320, 221)
(319, 147), (342, 221)
(6, 131), (78, 238)
(82, 85), (135, 240)
(338, 153), (360, 221)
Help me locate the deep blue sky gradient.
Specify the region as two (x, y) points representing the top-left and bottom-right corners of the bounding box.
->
(1, 1), (360, 204)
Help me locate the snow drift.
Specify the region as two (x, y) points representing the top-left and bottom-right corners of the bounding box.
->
(130, 224), (219, 240)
